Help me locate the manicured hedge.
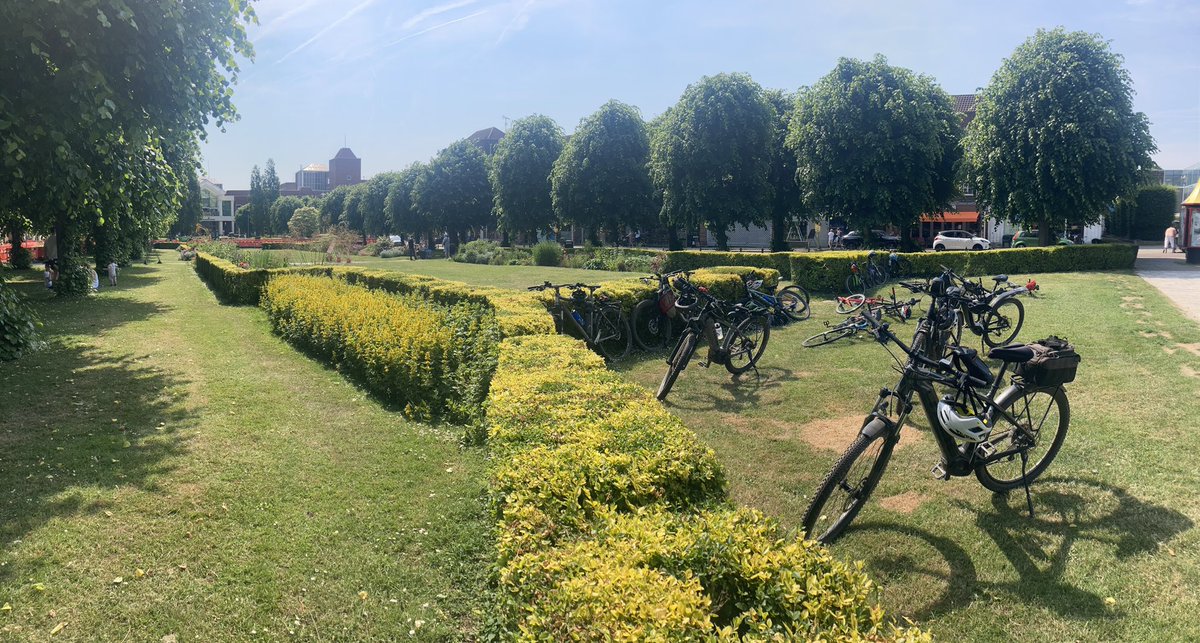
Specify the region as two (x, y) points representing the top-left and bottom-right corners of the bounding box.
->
(659, 250), (794, 281)
(261, 274), (499, 423)
(486, 334), (928, 640)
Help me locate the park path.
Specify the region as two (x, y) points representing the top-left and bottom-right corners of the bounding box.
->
(1135, 245), (1200, 323)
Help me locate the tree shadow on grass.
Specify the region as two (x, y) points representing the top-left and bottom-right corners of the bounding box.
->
(846, 476), (1191, 622)
(663, 365), (803, 413)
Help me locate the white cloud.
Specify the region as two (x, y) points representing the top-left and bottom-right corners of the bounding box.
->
(387, 9), (492, 47)
(277, 0), (381, 63)
(402, 0), (480, 30)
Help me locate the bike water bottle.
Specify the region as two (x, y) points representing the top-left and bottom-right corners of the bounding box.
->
(571, 310), (586, 327)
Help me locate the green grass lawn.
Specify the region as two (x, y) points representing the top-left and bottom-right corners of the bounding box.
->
(268, 252), (632, 290)
(0, 258), (490, 641)
(616, 271), (1200, 641)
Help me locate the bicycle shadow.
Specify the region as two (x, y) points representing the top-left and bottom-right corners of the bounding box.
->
(663, 365), (802, 413)
(845, 476), (1191, 622)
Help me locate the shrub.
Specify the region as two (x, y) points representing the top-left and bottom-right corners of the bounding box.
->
(261, 274), (499, 423)
(1132, 184), (1179, 240)
(453, 239), (533, 266)
(0, 276), (42, 360)
(7, 245), (33, 270)
(531, 240), (563, 266)
(358, 238), (393, 256)
(378, 248), (405, 259)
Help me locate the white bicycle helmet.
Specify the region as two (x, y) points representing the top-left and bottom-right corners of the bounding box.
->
(937, 398), (989, 442)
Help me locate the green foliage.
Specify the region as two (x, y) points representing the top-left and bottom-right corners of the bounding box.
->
(270, 196), (304, 235)
(288, 206), (321, 238)
(358, 238), (393, 257)
(261, 274), (500, 424)
(490, 115), (566, 238)
(564, 246), (659, 273)
(320, 186), (350, 231)
(965, 29), (1156, 243)
(651, 73), (775, 251)
(1131, 184), (1179, 240)
(7, 246), (33, 271)
(171, 174), (205, 238)
(531, 241), (563, 267)
(0, 276), (42, 360)
(385, 164), (428, 236)
(413, 140), (494, 243)
(789, 55), (961, 240)
(339, 183), (368, 236)
(763, 89), (806, 252)
(452, 240), (532, 266)
(361, 172), (402, 237)
(551, 100), (655, 243)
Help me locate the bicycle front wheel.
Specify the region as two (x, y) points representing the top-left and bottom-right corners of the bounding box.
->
(778, 285), (810, 321)
(594, 306), (632, 360)
(631, 298), (671, 350)
(656, 330), (697, 401)
(980, 298), (1024, 348)
(975, 386), (1070, 492)
(845, 274), (865, 295)
(802, 420), (895, 544)
(836, 294), (866, 314)
(801, 326), (856, 348)
(723, 313), (770, 375)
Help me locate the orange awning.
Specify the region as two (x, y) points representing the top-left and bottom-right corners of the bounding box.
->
(920, 211), (979, 223)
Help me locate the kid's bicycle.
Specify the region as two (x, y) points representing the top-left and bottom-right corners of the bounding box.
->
(528, 281), (632, 360)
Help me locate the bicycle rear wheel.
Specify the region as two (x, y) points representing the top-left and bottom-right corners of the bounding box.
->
(836, 294), (866, 314)
(631, 298), (672, 350)
(802, 326), (856, 347)
(594, 306), (632, 360)
(845, 274), (865, 295)
(802, 420), (895, 544)
(777, 285), (810, 321)
(979, 298), (1024, 348)
(656, 330), (697, 401)
(975, 386), (1069, 492)
(724, 313), (770, 375)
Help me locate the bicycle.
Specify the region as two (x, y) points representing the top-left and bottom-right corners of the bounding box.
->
(918, 266), (1030, 348)
(528, 281), (632, 360)
(656, 276), (771, 401)
(835, 287), (918, 318)
(801, 309), (876, 347)
(845, 261), (869, 294)
(630, 271), (684, 350)
(801, 276), (1078, 544)
(744, 278), (810, 324)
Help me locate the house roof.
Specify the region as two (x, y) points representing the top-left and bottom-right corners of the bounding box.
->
(952, 94), (977, 114)
(332, 147), (358, 160)
(468, 127), (505, 142)
(300, 163), (328, 173)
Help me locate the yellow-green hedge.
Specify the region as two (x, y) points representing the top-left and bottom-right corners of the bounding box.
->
(261, 274), (499, 423)
(487, 334), (928, 640)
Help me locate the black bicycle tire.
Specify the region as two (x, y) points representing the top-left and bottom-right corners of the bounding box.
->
(723, 313), (770, 375)
(777, 286), (810, 321)
(845, 274), (865, 295)
(631, 298), (671, 350)
(980, 298), (1025, 348)
(801, 326), (856, 348)
(836, 294), (866, 314)
(656, 330), (697, 401)
(595, 306), (632, 360)
(802, 421), (895, 544)
(974, 386), (1070, 492)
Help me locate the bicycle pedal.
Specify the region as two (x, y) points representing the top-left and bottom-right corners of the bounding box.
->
(930, 462), (949, 480)
(976, 441), (997, 460)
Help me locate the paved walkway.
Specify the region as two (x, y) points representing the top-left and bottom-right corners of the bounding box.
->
(1135, 245), (1200, 323)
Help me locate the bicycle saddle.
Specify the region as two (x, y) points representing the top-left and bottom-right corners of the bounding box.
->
(987, 343), (1035, 363)
(992, 274), (1008, 283)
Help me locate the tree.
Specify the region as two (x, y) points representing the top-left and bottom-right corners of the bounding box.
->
(320, 186), (349, 231)
(270, 196), (304, 236)
(362, 173), (402, 237)
(249, 160), (280, 235)
(385, 163), (429, 240)
(490, 115), (565, 241)
(288, 206), (320, 238)
(412, 140), (493, 243)
(171, 174), (205, 238)
(246, 165), (263, 235)
(1130, 184), (1178, 240)
(788, 55), (961, 244)
(339, 184), (367, 237)
(651, 73), (775, 251)
(965, 29), (1155, 245)
(763, 89), (805, 252)
(551, 100), (654, 245)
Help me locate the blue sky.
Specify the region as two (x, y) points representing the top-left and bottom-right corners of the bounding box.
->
(199, 0), (1200, 189)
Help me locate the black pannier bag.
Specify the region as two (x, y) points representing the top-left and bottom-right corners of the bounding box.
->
(1017, 336), (1080, 386)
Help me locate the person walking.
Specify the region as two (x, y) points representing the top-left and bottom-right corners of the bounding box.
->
(107, 260), (118, 287)
(1165, 225), (1177, 253)
(407, 236), (416, 261)
(827, 227), (835, 250)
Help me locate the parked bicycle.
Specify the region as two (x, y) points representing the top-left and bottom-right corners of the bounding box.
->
(801, 275), (1078, 543)
(631, 271), (685, 350)
(656, 275), (771, 401)
(744, 278), (810, 324)
(835, 287), (918, 318)
(901, 266), (1030, 348)
(528, 281), (632, 360)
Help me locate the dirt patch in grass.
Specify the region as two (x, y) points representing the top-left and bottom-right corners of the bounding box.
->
(735, 414), (928, 453)
(1177, 343), (1200, 357)
(879, 491), (928, 514)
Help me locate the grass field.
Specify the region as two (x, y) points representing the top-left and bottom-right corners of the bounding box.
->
(616, 271), (1200, 641)
(0, 258), (490, 641)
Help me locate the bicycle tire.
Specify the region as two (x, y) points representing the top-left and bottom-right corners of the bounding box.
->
(594, 305), (632, 360)
(979, 298), (1024, 348)
(845, 274), (865, 295)
(656, 331), (697, 401)
(631, 298), (671, 350)
(778, 286), (810, 321)
(802, 420), (896, 544)
(975, 385), (1069, 492)
(836, 294), (866, 314)
(723, 313), (770, 375)
(801, 325), (857, 348)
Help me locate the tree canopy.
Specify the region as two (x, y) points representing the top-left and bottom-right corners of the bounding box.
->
(385, 163), (429, 240)
(412, 140), (493, 242)
(965, 29), (1155, 244)
(651, 73), (775, 251)
(551, 100), (655, 244)
(490, 115), (565, 240)
(270, 196), (305, 235)
(288, 206), (321, 238)
(763, 89), (806, 252)
(788, 55), (961, 242)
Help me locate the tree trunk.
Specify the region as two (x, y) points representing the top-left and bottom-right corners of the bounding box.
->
(500, 229), (510, 247)
(586, 225), (600, 247)
(713, 226), (729, 252)
(1038, 218), (1051, 246)
(666, 226), (682, 251)
(770, 213), (788, 253)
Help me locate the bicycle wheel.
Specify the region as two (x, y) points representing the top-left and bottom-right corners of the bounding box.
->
(777, 286), (810, 321)
(802, 420), (896, 544)
(979, 298), (1024, 348)
(594, 306), (632, 360)
(845, 274), (865, 295)
(801, 325), (856, 348)
(723, 313), (770, 375)
(631, 298), (671, 350)
(836, 294), (866, 314)
(656, 330), (697, 401)
(975, 386), (1069, 492)
(867, 264), (884, 287)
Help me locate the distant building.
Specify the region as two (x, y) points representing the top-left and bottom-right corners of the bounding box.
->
(296, 163), (329, 192)
(467, 127), (505, 154)
(328, 147), (363, 189)
(198, 178), (237, 236)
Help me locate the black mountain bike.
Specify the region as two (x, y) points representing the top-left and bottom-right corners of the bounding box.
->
(744, 278), (810, 324)
(801, 277), (1077, 544)
(903, 267), (1030, 349)
(656, 276), (770, 401)
(529, 281), (632, 360)
(631, 271), (686, 350)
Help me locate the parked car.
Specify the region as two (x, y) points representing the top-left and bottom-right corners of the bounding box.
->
(841, 229), (901, 249)
(1010, 229), (1075, 248)
(932, 230), (991, 251)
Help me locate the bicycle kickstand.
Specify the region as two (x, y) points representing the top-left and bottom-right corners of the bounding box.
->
(1020, 450), (1035, 519)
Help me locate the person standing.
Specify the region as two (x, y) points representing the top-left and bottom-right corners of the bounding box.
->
(441, 232), (451, 258)
(107, 260), (118, 287)
(407, 236), (416, 261)
(1165, 225), (1177, 253)
(88, 266), (100, 292)
(827, 227), (835, 249)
